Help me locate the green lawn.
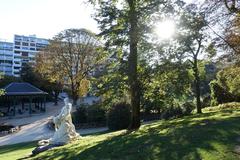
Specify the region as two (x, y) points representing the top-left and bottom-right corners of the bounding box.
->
(1, 105), (240, 160)
(0, 141), (36, 160)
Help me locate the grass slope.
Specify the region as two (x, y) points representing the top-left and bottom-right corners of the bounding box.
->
(1, 105), (240, 160)
(0, 141), (36, 160)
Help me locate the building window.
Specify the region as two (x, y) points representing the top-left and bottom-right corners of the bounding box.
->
(15, 41), (21, 45)
(23, 37), (29, 42)
(30, 48), (35, 51)
(1, 45), (13, 51)
(29, 57), (35, 61)
(22, 59), (29, 62)
(15, 36), (22, 41)
(15, 46), (20, 49)
(22, 52), (28, 56)
(22, 42), (29, 46)
(14, 56), (21, 59)
(0, 60), (12, 64)
(14, 51), (20, 54)
(30, 43), (35, 47)
(6, 60), (13, 64)
(5, 55), (12, 58)
(14, 66), (20, 69)
(30, 38), (36, 42)
(36, 48), (42, 51)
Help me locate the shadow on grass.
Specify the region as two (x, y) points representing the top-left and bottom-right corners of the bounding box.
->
(78, 117), (240, 160)
(0, 141), (37, 155)
(82, 130), (111, 136)
(32, 113), (240, 160)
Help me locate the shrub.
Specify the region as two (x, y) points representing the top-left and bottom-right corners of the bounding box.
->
(210, 66), (240, 106)
(181, 102), (195, 115)
(202, 95), (211, 108)
(87, 104), (106, 124)
(210, 80), (236, 106)
(218, 66), (240, 95)
(107, 102), (131, 131)
(217, 102), (240, 109)
(161, 106), (183, 120)
(72, 107), (87, 124)
(161, 102), (195, 120)
(204, 102), (240, 112)
(72, 104), (106, 127)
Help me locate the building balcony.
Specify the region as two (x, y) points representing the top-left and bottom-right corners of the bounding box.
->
(0, 63), (12, 66)
(13, 58), (21, 61)
(13, 63), (21, 67)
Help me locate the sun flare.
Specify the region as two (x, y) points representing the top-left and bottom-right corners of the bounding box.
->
(155, 20), (175, 39)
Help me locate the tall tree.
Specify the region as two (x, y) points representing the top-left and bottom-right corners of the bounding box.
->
(89, 0), (183, 130)
(37, 29), (103, 105)
(176, 5), (209, 113)
(126, 0), (140, 129)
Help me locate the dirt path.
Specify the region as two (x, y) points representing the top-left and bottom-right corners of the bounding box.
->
(0, 119), (107, 146)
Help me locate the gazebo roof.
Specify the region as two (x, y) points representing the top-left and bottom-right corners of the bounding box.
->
(3, 82), (48, 96)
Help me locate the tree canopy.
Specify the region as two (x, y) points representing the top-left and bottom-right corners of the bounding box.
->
(36, 28), (105, 105)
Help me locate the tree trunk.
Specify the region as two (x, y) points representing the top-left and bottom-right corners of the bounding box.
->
(193, 57), (202, 113)
(54, 90), (59, 106)
(128, 0), (141, 130)
(70, 77), (78, 106)
(72, 91), (78, 106)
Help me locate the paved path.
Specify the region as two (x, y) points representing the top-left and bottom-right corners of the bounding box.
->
(0, 102), (108, 146)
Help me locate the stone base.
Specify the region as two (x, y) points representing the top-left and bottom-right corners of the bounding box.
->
(32, 144), (64, 155)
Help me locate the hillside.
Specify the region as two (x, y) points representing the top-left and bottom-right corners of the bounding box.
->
(1, 103), (240, 160)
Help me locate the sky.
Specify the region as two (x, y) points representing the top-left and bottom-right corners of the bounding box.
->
(0, 0), (197, 42)
(0, 0), (98, 41)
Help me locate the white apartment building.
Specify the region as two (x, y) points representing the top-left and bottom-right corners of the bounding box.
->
(0, 41), (14, 76)
(0, 35), (49, 77)
(13, 35), (49, 77)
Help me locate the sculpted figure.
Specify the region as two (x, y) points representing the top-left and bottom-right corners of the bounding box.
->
(49, 98), (80, 144)
(38, 98), (79, 146)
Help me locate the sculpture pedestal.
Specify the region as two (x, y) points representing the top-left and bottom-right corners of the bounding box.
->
(32, 144), (64, 155)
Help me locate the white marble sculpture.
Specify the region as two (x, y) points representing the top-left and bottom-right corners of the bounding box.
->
(39, 98), (80, 146)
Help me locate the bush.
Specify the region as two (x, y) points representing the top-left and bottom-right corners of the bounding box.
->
(217, 102), (240, 109)
(72, 107), (87, 124)
(210, 66), (240, 106)
(161, 102), (195, 120)
(204, 102), (240, 112)
(210, 80), (236, 106)
(181, 102), (195, 115)
(161, 106), (183, 120)
(202, 95), (211, 108)
(87, 104), (106, 124)
(72, 104), (106, 127)
(107, 102), (131, 131)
